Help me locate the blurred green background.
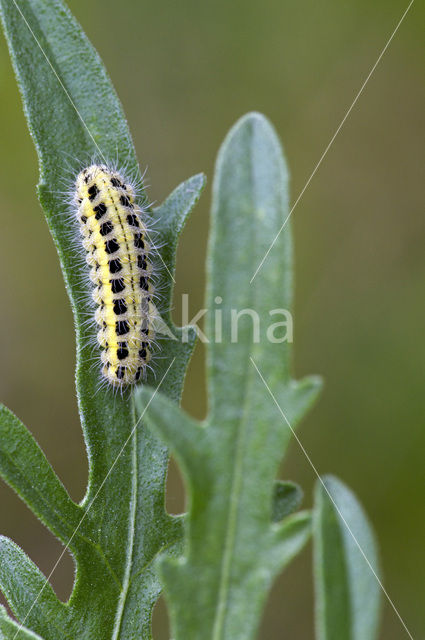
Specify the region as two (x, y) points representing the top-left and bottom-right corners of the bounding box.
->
(0, 0), (423, 637)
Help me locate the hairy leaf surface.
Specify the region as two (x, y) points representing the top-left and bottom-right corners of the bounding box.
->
(139, 113), (321, 640)
(0, 1), (204, 637)
(313, 475), (381, 640)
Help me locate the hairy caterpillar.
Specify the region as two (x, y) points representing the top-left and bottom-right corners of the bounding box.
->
(74, 164), (155, 388)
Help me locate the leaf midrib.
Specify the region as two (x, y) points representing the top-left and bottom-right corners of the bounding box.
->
(211, 359), (256, 640)
(111, 399), (138, 640)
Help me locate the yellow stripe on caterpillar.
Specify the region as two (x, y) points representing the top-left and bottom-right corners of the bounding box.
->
(74, 164), (154, 388)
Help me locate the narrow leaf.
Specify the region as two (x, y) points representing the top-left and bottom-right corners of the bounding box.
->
(313, 475), (381, 640)
(271, 511), (312, 566)
(0, 537), (68, 639)
(0, 405), (81, 543)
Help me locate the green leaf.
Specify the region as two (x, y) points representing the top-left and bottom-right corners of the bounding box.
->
(0, 0), (204, 638)
(313, 475), (381, 640)
(0, 406), (82, 544)
(272, 480), (304, 523)
(0, 537), (68, 637)
(138, 112), (321, 640)
(116, 174), (205, 639)
(0, 606), (44, 640)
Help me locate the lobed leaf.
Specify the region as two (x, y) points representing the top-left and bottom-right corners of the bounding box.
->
(0, 0), (204, 637)
(139, 112), (322, 640)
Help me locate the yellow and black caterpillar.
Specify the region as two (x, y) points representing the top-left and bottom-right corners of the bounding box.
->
(75, 164), (155, 388)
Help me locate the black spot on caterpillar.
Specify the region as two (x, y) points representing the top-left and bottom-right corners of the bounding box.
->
(109, 258), (122, 274)
(75, 164), (155, 387)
